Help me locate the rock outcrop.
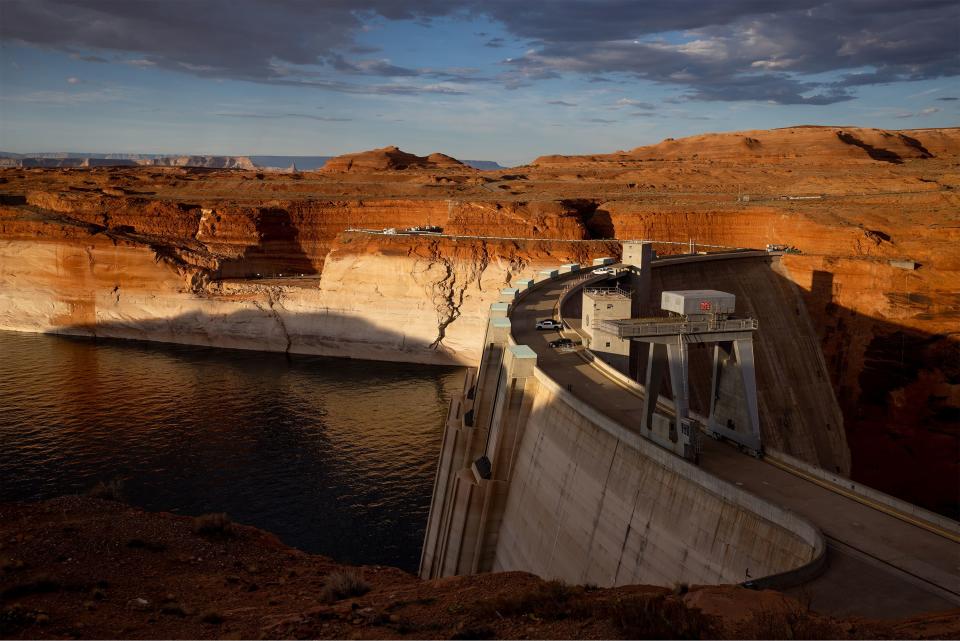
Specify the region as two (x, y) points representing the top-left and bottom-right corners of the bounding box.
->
(320, 146), (466, 172)
(4, 496), (951, 640)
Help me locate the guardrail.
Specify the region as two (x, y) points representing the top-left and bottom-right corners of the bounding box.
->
(583, 284), (632, 298)
(767, 448), (960, 542)
(599, 317), (758, 337)
(343, 228), (748, 250)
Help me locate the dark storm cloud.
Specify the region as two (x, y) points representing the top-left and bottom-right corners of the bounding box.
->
(487, 0), (958, 103)
(0, 0), (466, 94)
(2, 0), (957, 103)
(937, 97), (958, 101)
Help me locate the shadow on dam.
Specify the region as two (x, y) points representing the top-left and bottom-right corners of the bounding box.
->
(642, 255), (958, 519)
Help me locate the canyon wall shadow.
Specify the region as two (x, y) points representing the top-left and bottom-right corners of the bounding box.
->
(646, 256), (957, 518)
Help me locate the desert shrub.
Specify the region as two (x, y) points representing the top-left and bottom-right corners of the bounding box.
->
(192, 513), (234, 539)
(160, 602), (188, 617)
(450, 624), (496, 639)
(604, 594), (717, 640)
(1, 575), (61, 600)
(88, 478), (125, 501)
(0, 605), (39, 636)
(125, 538), (167, 552)
(320, 569), (370, 603)
(201, 611), (225, 624)
(474, 580), (585, 621)
(749, 605), (843, 640)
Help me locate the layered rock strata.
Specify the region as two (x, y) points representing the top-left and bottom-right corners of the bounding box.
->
(0, 126), (957, 513)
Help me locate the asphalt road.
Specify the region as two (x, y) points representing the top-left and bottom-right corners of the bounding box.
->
(510, 267), (959, 618)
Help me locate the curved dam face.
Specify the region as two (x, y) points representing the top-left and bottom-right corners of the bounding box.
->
(492, 375), (819, 586)
(421, 269), (824, 588)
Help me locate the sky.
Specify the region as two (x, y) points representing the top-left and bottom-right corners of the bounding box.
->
(0, 0), (957, 166)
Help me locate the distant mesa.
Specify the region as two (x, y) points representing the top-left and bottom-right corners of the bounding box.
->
(0, 154), (256, 170)
(461, 159), (505, 170)
(319, 146), (469, 172)
(529, 126), (958, 166)
(0, 151), (506, 171)
(144, 155), (257, 170)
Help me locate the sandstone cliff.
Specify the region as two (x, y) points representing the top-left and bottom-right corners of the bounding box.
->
(0, 125), (956, 514)
(0, 197), (609, 364)
(320, 146), (466, 173)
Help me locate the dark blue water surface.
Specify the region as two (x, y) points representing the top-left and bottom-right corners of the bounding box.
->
(0, 331), (463, 572)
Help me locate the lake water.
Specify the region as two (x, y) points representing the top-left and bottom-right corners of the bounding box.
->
(0, 331), (463, 573)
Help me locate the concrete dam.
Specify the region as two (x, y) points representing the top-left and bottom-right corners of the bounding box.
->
(421, 243), (960, 618)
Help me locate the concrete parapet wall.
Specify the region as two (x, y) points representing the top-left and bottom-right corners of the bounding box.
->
(767, 448), (960, 539)
(490, 367), (822, 587)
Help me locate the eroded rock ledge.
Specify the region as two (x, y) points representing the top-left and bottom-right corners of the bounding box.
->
(1, 497), (954, 640)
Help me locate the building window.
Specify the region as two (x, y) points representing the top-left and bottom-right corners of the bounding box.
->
(605, 341), (611, 347)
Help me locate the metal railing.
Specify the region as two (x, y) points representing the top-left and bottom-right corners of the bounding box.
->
(599, 316), (758, 338)
(584, 285), (632, 299)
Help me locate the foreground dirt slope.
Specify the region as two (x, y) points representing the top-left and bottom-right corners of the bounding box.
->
(1, 497), (956, 640)
(0, 125), (957, 514)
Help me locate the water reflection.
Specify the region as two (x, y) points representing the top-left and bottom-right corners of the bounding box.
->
(0, 331), (463, 572)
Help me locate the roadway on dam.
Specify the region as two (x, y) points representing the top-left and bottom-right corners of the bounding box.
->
(510, 266), (960, 618)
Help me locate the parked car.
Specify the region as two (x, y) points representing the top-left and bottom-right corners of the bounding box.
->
(549, 338), (575, 348)
(535, 319), (562, 330)
(592, 266), (615, 275)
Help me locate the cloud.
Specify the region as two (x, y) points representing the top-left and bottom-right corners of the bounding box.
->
(348, 45), (382, 54)
(1, 0), (956, 104)
(125, 58), (157, 68)
(0, 0), (468, 95)
(215, 112), (352, 121)
(585, 117), (617, 124)
(615, 98), (654, 109)
(547, 99), (576, 106)
(329, 54), (420, 77)
(893, 106), (942, 118)
(2, 87), (131, 104)
(937, 96), (958, 101)
(66, 76), (80, 84)
(70, 53), (108, 63)
(488, 0), (958, 104)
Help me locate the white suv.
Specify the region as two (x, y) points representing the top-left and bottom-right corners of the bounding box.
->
(592, 266), (615, 275)
(535, 319), (562, 330)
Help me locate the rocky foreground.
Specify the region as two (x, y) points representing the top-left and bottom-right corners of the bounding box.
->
(1, 497), (957, 640)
